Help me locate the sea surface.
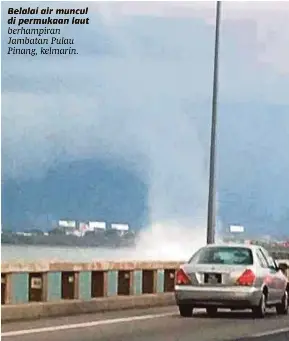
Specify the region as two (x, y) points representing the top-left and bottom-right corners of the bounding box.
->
(1, 244), (151, 262)
(1, 227), (208, 262)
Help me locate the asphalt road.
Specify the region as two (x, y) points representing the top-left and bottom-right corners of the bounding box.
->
(2, 306), (289, 341)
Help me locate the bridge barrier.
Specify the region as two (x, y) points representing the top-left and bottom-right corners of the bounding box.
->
(1, 261), (180, 322)
(1, 257), (289, 322)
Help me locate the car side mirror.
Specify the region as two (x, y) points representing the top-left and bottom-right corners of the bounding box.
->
(278, 262), (288, 274)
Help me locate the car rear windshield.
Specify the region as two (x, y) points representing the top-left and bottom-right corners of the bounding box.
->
(189, 246), (254, 265)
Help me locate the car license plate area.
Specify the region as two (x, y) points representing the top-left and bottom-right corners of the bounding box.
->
(204, 273), (222, 284)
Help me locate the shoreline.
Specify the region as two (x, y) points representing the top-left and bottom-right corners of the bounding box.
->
(1, 233), (136, 248)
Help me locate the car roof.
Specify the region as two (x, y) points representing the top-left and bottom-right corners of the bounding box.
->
(203, 243), (260, 251)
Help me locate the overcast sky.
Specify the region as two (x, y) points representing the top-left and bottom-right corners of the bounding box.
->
(2, 1), (289, 227)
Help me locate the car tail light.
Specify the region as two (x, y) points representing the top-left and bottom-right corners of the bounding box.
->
(176, 269), (191, 285)
(236, 269), (256, 286)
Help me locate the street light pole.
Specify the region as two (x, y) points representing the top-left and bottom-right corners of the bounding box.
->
(207, 1), (222, 245)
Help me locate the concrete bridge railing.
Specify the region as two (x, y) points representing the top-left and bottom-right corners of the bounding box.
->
(1, 256), (289, 322)
(1, 260), (182, 322)
(1, 261), (181, 305)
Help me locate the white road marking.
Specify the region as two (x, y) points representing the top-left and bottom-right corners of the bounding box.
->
(1, 312), (175, 337)
(250, 326), (289, 338)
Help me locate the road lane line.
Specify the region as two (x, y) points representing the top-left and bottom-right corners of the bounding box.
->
(1, 312), (176, 337)
(250, 326), (289, 338)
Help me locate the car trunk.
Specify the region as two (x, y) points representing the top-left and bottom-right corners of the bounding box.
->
(182, 263), (252, 287)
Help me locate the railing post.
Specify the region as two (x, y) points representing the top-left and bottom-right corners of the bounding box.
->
(129, 270), (135, 295)
(74, 272), (79, 300)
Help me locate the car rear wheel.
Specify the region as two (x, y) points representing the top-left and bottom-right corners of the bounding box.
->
(252, 293), (266, 318)
(276, 291), (288, 315)
(178, 304), (193, 317)
(206, 307), (218, 317)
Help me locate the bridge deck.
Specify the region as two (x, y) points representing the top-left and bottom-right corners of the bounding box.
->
(2, 306), (289, 341)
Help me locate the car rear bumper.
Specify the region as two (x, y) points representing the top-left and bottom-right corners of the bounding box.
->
(175, 285), (262, 308)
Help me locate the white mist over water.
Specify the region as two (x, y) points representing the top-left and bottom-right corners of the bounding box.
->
(133, 222), (207, 261)
(95, 10), (211, 261)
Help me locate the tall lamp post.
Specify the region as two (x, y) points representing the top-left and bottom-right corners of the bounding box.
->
(207, 1), (222, 245)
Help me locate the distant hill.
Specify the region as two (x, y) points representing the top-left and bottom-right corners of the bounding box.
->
(1, 159), (149, 232)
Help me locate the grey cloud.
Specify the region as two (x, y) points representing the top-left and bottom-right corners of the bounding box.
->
(2, 13), (289, 102)
(2, 3), (289, 228)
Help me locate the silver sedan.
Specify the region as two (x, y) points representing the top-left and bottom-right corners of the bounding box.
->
(174, 244), (289, 318)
